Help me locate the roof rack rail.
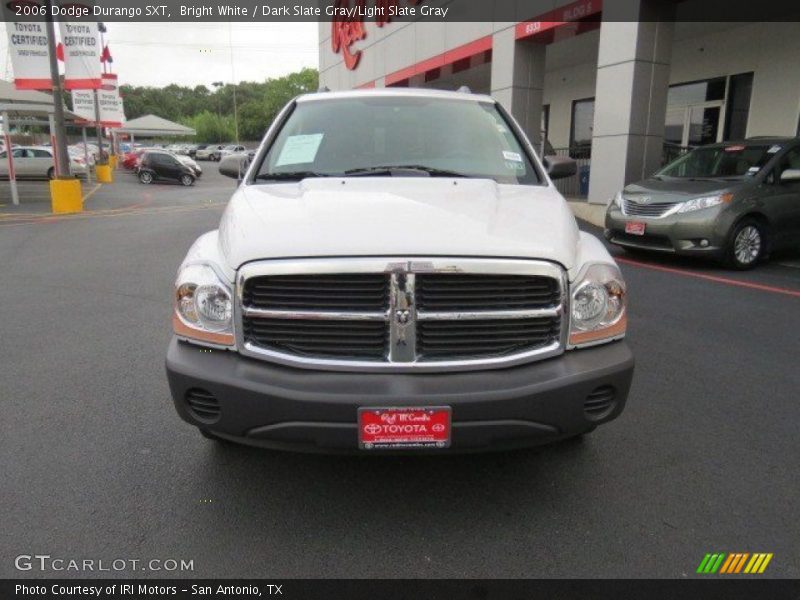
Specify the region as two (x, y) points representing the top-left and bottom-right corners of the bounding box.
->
(456, 85), (472, 94)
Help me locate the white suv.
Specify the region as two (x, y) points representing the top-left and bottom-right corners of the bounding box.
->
(166, 88), (634, 453)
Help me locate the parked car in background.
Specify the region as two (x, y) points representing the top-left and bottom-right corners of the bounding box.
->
(196, 144), (225, 161)
(138, 150), (196, 186)
(605, 137), (800, 269)
(188, 144), (205, 159)
(0, 146), (86, 179)
(219, 144), (246, 159)
(176, 154), (203, 178)
(122, 148), (145, 170)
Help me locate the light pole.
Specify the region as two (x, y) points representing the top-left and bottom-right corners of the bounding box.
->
(44, 0), (70, 178)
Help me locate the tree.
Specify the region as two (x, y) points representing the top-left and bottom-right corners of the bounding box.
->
(118, 68), (319, 141)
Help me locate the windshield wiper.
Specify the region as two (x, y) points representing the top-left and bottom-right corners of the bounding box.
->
(344, 165), (470, 178)
(255, 171), (329, 181)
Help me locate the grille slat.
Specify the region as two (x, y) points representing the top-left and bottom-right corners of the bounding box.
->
(418, 317), (560, 359)
(243, 317), (387, 360)
(244, 273), (388, 311)
(417, 274), (559, 311)
(623, 198), (679, 218)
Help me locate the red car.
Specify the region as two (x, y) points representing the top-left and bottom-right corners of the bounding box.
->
(122, 149), (146, 170)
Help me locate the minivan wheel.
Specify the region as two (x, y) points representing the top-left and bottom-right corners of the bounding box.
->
(725, 218), (766, 270)
(138, 171), (153, 184)
(47, 167), (55, 180)
(180, 174), (194, 186)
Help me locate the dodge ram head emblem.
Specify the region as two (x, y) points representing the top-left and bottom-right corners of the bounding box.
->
(388, 270), (416, 360)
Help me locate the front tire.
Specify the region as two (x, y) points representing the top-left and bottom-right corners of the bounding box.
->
(47, 167), (55, 180)
(138, 171), (153, 185)
(180, 174), (194, 186)
(725, 218), (766, 270)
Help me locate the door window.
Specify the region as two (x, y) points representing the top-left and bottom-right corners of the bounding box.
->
(32, 149), (52, 158)
(776, 148), (800, 184)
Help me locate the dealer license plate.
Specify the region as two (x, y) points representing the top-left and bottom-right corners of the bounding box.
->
(358, 407), (451, 450)
(625, 221), (646, 236)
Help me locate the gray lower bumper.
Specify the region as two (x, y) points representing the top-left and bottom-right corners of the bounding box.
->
(165, 338), (635, 453)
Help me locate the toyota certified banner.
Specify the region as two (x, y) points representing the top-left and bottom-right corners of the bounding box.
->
(99, 72), (125, 126)
(57, 0), (102, 89)
(2, 1), (51, 90)
(71, 73), (125, 126)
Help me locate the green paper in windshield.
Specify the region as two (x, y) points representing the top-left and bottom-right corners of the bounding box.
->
(276, 133), (324, 166)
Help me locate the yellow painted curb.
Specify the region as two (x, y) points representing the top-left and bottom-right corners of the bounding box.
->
(96, 164), (113, 183)
(50, 178), (83, 214)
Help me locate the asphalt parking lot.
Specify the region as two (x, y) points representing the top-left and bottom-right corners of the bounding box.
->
(1, 166), (798, 579)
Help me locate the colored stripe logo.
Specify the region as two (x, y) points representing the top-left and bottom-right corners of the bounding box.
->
(697, 553), (773, 574)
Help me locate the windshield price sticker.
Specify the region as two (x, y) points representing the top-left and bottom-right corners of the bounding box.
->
(276, 133), (324, 166)
(503, 150), (523, 162)
(768, 145), (782, 154)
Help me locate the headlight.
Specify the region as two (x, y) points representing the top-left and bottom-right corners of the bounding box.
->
(173, 264), (234, 346)
(569, 263), (627, 347)
(676, 193), (733, 214)
(612, 191), (623, 208)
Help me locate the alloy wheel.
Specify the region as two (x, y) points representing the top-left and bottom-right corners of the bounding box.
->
(734, 225), (761, 265)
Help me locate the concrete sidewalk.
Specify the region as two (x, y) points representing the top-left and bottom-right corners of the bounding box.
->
(566, 198), (606, 228)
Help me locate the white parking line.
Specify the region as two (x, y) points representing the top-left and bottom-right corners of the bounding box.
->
(777, 259), (800, 269)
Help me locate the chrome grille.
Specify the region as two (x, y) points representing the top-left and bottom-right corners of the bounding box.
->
(236, 259), (566, 372)
(622, 197), (679, 218)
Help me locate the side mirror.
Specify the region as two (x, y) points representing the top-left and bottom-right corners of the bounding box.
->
(779, 168), (800, 183)
(219, 154), (249, 180)
(543, 155), (577, 180)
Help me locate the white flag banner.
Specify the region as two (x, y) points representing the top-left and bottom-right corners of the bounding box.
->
(99, 73), (125, 127)
(4, 18), (52, 90)
(71, 89), (96, 122)
(71, 75), (125, 128)
(57, 0), (101, 90)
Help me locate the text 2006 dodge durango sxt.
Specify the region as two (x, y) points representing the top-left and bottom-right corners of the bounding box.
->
(165, 88), (634, 453)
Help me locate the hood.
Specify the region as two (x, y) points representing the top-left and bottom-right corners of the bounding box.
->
(624, 177), (747, 202)
(218, 178), (579, 271)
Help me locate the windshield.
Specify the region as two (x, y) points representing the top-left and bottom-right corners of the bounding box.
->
(657, 144), (775, 179)
(256, 96), (542, 184)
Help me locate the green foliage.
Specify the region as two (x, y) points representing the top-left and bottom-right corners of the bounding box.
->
(118, 68), (318, 142)
(181, 111), (236, 143)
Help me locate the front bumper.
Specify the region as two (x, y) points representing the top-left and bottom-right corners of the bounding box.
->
(604, 205), (731, 256)
(165, 338), (635, 454)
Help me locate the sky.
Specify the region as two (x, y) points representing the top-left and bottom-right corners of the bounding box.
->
(1, 22), (319, 88)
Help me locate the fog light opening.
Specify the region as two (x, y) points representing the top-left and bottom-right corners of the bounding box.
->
(584, 385), (617, 420)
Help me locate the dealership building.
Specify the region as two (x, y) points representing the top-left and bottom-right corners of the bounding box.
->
(318, 1), (800, 203)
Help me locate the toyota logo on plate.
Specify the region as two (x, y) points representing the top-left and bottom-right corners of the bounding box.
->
(364, 423), (382, 435)
(432, 424), (445, 433)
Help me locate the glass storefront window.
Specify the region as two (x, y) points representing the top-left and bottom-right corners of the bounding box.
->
(569, 98), (594, 158)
